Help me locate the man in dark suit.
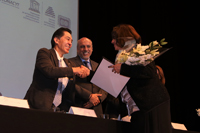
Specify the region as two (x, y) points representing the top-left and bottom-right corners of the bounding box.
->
(68, 37), (108, 117)
(24, 27), (90, 112)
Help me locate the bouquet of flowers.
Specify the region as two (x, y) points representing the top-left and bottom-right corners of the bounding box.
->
(116, 38), (168, 66)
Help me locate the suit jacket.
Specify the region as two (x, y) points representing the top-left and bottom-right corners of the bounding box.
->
(24, 48), (75, 111)
(68, 56), (108, 117)
(120, 61), (170, 113)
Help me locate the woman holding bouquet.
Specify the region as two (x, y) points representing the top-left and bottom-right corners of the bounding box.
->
(109, 24), (172, 133)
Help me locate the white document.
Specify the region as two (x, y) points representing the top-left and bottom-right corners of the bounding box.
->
(171, 122), (187, 131)
(0, 96), (29, 109)
(69, 106), (97, 118)
(91, 58), (130, 98)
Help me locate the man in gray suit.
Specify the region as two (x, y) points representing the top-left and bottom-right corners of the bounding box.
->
(68, 37), (108, 117)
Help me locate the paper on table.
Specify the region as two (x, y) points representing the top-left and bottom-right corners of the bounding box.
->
(91, 58), (130, 98)
(0, 96), (29, 109)
(69, 106), (97, 118)
(171, 122), (187, 131)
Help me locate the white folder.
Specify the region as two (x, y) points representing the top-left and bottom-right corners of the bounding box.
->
(91, 58), (130, 98)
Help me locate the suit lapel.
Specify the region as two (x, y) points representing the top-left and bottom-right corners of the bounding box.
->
(50, 48), (59, 67)
(64, 58), (71, 67)
(75, 56), (85, 66)
(90, 60), (97, 71)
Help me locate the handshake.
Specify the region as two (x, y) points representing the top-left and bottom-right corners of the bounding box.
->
(72, 65), (90, 78)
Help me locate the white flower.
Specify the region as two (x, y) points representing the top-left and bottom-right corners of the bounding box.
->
(153, 41), (159, 46)
(127, 56), (140, 62)
(150, 49), (159, 56)
(116, 38), (167, 66)
(143, 54), (153, 60)
(133, 44), (149, 55)
(147, 54), (153, 59)
(149, 40), (159, 47)
(141, 45), (150, 51)
(139, 56), (145, 64)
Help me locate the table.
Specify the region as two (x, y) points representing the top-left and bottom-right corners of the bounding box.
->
(0, 105), (199, 133)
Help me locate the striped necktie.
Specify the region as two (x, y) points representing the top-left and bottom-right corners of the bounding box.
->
(83, 61), (91, 70)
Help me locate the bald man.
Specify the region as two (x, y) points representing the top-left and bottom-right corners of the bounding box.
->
(68, 37), (108, 117)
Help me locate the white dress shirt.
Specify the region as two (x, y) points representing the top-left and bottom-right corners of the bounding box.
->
(53, 49), (69, 107)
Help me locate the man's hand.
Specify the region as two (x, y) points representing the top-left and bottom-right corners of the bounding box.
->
(79, 65), (90, 78)
(84, 93), (102, 108)
(108, 63), (122, 74)
(72, 65), (90, 78)
(89, 94), (102, 106)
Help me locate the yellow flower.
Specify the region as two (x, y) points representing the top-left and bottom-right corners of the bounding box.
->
(150, 49), (159, 56)
(133, 44), (149, 55)
(153, 41), (159, 46)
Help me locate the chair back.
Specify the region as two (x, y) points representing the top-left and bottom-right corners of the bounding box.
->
(156, 65), (165, 85)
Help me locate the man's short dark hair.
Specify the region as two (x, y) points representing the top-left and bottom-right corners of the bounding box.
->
(51, 27), (72, 48)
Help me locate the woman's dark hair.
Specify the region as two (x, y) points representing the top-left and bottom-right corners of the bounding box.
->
(111, 24), (141, 48)
(51, 27), (72, 48)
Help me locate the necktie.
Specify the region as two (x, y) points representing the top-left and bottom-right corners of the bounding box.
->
(53, 59), (66, 107)
(83, 61), (91, 70)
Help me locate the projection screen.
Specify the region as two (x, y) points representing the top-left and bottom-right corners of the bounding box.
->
(0, 0), (79, 98)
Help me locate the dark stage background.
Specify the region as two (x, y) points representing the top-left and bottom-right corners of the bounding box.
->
(79, 0), (199, 132)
